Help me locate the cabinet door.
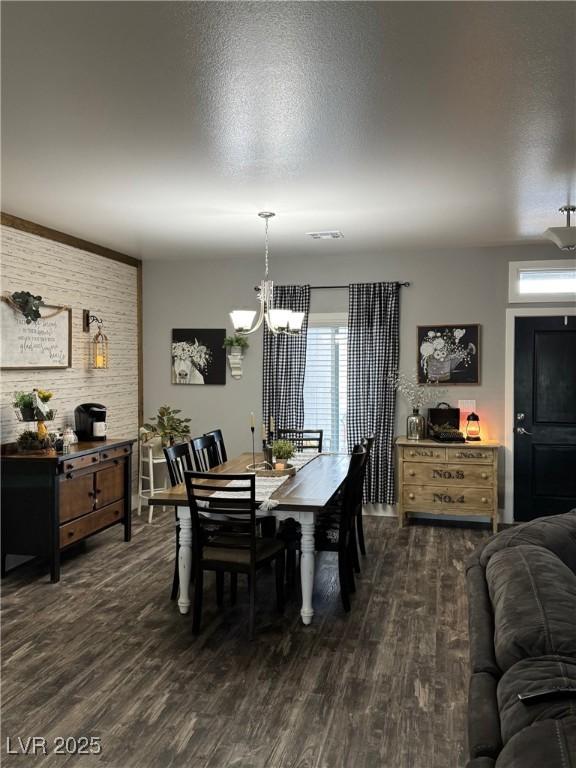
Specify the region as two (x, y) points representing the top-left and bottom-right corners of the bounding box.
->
(60, 473), (95, 522)
(95, 462), (125, 508)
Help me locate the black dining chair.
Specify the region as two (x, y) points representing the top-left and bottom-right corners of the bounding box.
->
(356, 434), (375, 557)
(183, 471), (285, 638)
(278, 445), (367, 611)
(277, 428), (323, 453)
(191, 434), (219, 471)
(163, 442), (195, 601)
(204, 429), (227, 464)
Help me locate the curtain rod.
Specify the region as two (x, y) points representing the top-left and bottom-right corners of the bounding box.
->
(309, 281), (410, 289)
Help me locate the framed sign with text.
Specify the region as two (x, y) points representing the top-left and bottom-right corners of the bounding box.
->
(0, 299), (72, 369)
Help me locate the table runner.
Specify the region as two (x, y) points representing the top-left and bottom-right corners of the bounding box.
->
(207, 452), (318, 511)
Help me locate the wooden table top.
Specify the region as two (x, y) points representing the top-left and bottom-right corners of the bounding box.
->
(148, 452), (351, 511)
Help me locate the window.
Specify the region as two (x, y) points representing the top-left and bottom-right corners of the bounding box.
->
(509, 260), (576, 303)
(303, 314), (348, 452)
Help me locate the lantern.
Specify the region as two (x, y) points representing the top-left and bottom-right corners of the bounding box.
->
(466, 412), (481, 441)
(92, 324), (109, 369)
(84, 311), (109, 369)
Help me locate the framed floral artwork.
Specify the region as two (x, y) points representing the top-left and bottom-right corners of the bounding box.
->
(171, 329), (226, 385)
(417, 325), (480, 384)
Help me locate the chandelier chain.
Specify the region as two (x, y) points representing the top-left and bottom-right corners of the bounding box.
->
(264, 216), (269, 278)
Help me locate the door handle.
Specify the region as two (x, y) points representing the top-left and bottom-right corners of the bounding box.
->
(516, 426), (533, 436)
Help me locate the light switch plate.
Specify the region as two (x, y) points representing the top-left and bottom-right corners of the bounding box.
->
(458, 399), (476, 412)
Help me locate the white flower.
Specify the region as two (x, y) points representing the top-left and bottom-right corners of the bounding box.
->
(433, 349), (447, 360)
(432, 338), (445, 350)
(420, 342), (434, 356)
(427, 331), (435, 338)
(454, 328), (465, 340)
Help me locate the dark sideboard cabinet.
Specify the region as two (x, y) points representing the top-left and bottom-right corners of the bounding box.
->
(1, 439), (135, 582)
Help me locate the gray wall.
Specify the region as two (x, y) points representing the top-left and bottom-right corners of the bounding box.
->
(142, 242), (558, 520)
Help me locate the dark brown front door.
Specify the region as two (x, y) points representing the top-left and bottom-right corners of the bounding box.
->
(514, 315), (576, 521)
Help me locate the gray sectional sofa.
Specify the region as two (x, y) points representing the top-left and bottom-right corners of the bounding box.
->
(466, 511), (576, 767)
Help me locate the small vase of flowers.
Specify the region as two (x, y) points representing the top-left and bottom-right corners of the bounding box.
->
(387, 371), (446, 440)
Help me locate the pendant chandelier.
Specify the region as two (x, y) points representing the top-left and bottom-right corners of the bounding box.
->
(543, 205), (576, 251)
(229, 212), (305, 336)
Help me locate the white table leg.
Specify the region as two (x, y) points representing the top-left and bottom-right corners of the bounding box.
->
(299, 517), (315, 625)
(177, 508), (192, 615)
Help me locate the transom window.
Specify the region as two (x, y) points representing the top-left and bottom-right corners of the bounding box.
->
(509, 259), (576, 303)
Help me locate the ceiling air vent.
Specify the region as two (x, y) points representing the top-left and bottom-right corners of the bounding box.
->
(306, 230), (344, 240)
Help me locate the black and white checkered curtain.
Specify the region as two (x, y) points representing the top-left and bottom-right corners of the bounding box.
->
(347, 282), (399, 504)
(263, 285), (310, 434)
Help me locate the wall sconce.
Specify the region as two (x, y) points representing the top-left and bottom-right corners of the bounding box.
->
(466, 412), (481, 441)
(83, 310), (109, 369)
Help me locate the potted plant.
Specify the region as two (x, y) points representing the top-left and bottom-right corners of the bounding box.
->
(13, 391), (36, 421)
(143, 405), (192, 447)
(272, 439), (295, 470)
(223, 335), (250, 354)
(16, 429), (51, 453)
(13, 389), (56, 424)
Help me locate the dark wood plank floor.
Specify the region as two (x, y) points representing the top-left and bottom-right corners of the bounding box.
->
(1, 515), (488, 768)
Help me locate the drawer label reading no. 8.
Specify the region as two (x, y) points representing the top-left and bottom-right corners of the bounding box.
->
(433, 493), (465, 505)
(432, 469), (464, 480)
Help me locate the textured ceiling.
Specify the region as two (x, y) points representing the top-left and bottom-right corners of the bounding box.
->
(2, 1), (575, 260)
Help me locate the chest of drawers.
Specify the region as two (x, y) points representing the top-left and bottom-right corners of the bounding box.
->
(1, 439), (134, 582)
(395, 437), (499, 532)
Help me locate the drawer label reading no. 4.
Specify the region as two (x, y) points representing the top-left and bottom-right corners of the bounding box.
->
(432, 469), (464, 480)
(433, 493), (465, 505)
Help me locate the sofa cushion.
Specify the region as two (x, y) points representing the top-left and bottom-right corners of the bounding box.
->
(486, 545), (576, 672)
(479, 511), (576, 574)
(495, 717), (576, 768)
(497, 655), (576, 743)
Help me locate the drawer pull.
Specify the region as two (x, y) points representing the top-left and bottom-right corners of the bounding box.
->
(66, 463), (73, 470)
(88, 491), (94, 498)
(409, 451), (415, 457)
(113, 459), (119, 465)
(66, 472), (73, 480)
(408, 492), (415, 500)
(481, 497), (488, 504)
(102, 453), (108, 460)
(95, 488), (101, 495)
(481, 472), (488, 479)
(408, 470), (415, 476)
(92, 456), (98, 463)
(68, 531), (75, 538)
(124, 447), (129, 453)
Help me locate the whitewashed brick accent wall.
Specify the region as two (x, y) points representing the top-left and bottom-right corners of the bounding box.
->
(0, 226), (139, 469)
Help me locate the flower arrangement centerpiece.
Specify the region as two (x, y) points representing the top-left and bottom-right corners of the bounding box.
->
(387, 371), (446, 440)
(419, 328), (476, 382)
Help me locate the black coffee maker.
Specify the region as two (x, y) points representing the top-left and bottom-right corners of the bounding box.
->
(75, 403), (107, 441)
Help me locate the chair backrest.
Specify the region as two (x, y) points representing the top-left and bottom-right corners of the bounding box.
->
(163, 442), (194, 486)
(190, 435), (219, 472)
(277, 428), (323, 453)
(360, 434), (375, 498)
(183, 471), (258, 565)
(204, 429), (227, 464)
(340, 444), (368, 530)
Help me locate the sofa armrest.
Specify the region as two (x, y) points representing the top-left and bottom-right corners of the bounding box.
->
(466, 563), (499, 676)
(468, 672), (502, 760)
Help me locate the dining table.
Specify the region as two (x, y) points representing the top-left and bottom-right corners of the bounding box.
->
(148, 451), (350, 625)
